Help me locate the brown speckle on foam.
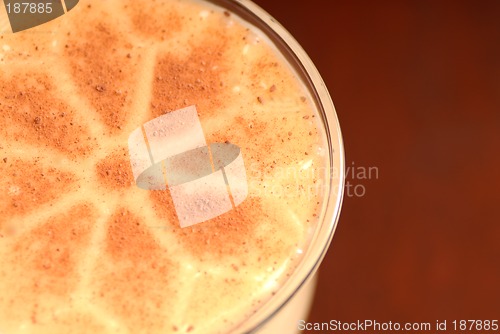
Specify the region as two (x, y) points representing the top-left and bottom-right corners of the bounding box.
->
(96, 147), (134, 190)
(96, 208), (174, 331)
(150, 188), (270, 259)
(11, 204), (94, 291)
(104, 208), (164, 263)
(0, 0), (326, 331)
(0, 159), (76, 224)
(0, 205), (94, 321)
(124, 1), (183, 40)
(151, 42), (228, 119)
(0, 74), (92, 156)
(65, 22), (135, 132)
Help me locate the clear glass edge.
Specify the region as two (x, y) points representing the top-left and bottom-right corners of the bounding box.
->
(219, 0), (347, 333)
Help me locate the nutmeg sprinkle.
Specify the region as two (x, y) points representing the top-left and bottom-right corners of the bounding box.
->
(0, 1), (328, 333)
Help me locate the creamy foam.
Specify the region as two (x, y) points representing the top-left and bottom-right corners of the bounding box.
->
(0, 0), (329, 333)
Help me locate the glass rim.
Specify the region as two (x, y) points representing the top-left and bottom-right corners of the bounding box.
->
(204, 0), (346, 332)
(0, 0), (345, 332)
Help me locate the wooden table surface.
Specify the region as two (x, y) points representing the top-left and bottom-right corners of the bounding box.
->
(253, 0), (500, 332)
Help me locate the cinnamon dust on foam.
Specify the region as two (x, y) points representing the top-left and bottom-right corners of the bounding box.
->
(0, 0), (325, 333)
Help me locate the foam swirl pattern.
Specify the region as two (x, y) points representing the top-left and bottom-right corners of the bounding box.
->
(0, 0), (329, 333)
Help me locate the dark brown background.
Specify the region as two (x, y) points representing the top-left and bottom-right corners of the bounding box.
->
(253, 0), (500, 332)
